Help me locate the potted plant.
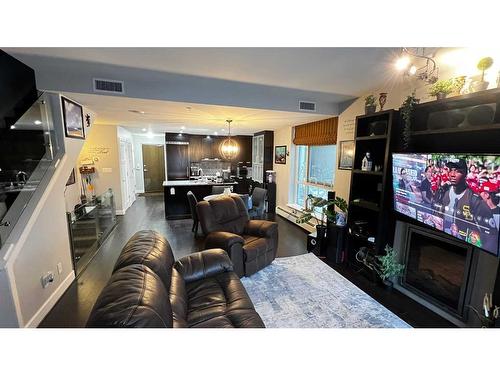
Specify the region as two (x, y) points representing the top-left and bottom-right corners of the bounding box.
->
(470, 57), (494, 92)
(296, 194), (348, 255)
(451, 75), (466, 96)
(375, 245), (405, 288)
(364, 95), (377, 114)
(429, 79), (454, 100)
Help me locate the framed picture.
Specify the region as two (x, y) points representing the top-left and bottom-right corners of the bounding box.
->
(62, 96), (85, 139)
(338, 140), (355, 170)
(275, 145), (287, 164)
(66, 168), (76, 186)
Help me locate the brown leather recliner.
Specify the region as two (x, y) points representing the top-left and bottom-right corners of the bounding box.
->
(196, 195), (278, 277)
(86, 230), (264, 328)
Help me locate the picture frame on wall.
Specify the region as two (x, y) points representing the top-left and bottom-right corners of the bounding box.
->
(62, 96), (85, 139)
(275, 145), (287, 164)
(338, 140), (355, 170)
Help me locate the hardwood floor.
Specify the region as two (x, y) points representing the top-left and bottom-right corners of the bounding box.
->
(40, 195), (454, 328)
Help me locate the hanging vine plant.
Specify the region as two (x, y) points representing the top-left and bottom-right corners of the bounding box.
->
(400, 91), (419, 150)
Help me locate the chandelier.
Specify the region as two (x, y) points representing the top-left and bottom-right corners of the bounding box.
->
(395, 47), (439, 84)
(219, 119), (239, 160)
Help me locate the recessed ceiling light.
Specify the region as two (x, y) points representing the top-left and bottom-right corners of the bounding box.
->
(181, 126), (185, 130)
(221, 128), (226, 131)
(128, 110), (145, 114)
(186, 106), (192, 110)
(142, 128), (147, 132)
(10, 125), (16, 129)
(34, 120), (42, 125)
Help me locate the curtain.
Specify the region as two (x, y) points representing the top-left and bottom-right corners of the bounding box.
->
(293, 117), (338, 145)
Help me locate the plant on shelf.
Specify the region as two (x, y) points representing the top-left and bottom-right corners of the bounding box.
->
(400, 91), (419, 150)
(296, 194), (348, 255)
(451, 75), (466, 96)
(428, 79), (454, 100)
(469, 57), (494, 93)
(375, 245), (405, 286)
(364, 95), (377, 114)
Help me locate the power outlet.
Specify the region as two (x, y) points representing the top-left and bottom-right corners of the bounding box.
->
(57, 262), (63, 274)
(41, 272), (55, 288)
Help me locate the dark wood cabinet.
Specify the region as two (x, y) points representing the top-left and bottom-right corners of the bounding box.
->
(188, 135), (203, 162)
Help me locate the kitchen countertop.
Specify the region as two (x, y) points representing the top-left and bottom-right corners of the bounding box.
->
(163, 180), (238, 187)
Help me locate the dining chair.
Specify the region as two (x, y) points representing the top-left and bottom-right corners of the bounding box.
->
(186, 191), (199, 234)
(249, 187), (267, 219)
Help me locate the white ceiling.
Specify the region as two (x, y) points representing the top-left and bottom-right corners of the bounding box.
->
(8, 47), (400, 96)
(66, 92), (330, 135)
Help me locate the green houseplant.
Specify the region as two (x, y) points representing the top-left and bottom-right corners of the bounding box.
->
(400, 91), (419, 150)
(296, 194), (348, 255)
(375, 245), (405, 287)
(429, 79), (454, 100)
(364, 95), (377, 114)
(470, 57), (494, 92)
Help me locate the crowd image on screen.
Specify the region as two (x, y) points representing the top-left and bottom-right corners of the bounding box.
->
(393, 154), (500, 255)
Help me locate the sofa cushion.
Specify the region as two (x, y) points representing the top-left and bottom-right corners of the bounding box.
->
(169, 268), (188, 328)
(87, 264), (173, 328)
(185, 272), (264, 328)
(113, 230), (174, 291)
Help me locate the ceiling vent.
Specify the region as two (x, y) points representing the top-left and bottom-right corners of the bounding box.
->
(93, 78), (124, 94)
(299, 100), (316, 112)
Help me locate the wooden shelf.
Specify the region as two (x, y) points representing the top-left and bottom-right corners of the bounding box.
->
(355, 135), (387, 141)
(352, 169), (384, 176)
(411, 123), (500, 136)
(350, 200), (380, 212)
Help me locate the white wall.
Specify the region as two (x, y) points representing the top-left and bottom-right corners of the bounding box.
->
(0, 94), (95, 327)
(78, 125), (124, 213)
(132, 133), (166, 193)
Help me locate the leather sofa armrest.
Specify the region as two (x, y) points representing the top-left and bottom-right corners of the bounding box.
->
(244, 220), (278, 238)
(205, 231), (244, 249)
(174, 249), (234, 283)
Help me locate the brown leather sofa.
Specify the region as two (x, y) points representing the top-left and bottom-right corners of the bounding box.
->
(86, 230), (264, 328)
(196, 195), (278, 277)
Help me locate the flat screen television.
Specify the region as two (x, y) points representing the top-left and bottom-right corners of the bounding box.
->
(392, 153), (500, 256)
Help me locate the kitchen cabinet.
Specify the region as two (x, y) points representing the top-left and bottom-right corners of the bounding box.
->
(252, 131), (273, 183)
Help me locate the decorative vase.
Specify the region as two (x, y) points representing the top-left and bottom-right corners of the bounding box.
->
(365, 104), (376, 115)
(315, 224), (327, 256)
(469, 80), (489, 93)
(436, 92), (447, 100)
(378, 93), (387, 111)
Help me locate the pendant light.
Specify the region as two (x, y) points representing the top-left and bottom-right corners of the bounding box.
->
(220, 119), (240, 160)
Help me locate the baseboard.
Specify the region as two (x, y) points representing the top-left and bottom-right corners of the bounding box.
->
(25, 271), (75, 328)
(276, 205), (315, 233)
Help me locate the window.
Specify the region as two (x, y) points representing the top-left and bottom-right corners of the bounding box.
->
(294, 144), (336, 209)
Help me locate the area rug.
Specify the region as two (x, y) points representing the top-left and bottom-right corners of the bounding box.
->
(241, 253), (411, 328)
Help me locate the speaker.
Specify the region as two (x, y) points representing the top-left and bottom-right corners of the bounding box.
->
(307, 232), (318, 253)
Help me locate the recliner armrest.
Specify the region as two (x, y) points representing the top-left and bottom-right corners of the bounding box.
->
(174, 249), (234, 283)
(205, 231), (245, 249)
(244, 220), (278, 238)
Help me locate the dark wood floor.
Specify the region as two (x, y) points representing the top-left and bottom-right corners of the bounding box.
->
(40, 195), (455, 328)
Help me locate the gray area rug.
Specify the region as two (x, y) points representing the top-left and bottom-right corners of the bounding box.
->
(241, 253), (411, 328)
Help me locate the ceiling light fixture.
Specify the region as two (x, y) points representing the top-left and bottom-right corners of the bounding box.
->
(142, 128), (147, 132)
(34, 120), (42, 125)
(128, 110), (145, 114)
(395, 47), (439, 84)
(181, 126), (185, 130)
(219, 119), (239, 160)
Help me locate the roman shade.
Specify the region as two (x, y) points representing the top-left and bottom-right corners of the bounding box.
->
(293, 117), (338, 145)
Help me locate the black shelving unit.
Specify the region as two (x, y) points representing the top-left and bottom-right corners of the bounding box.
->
(346, 109), (400, 265)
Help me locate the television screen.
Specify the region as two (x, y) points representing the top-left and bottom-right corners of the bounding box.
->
(392, 153), (500, 256)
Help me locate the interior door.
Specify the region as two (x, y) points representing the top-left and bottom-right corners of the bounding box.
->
(143, 144), (166, 192)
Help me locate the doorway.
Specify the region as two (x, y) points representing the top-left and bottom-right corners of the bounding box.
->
(142, 144), (166, 192)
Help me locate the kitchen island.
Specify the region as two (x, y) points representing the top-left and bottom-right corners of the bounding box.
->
(163, 180), (238, 219)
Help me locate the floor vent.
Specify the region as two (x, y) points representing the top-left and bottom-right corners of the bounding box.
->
(93, 78), (124, 94)
(299, 101), (316, 112)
